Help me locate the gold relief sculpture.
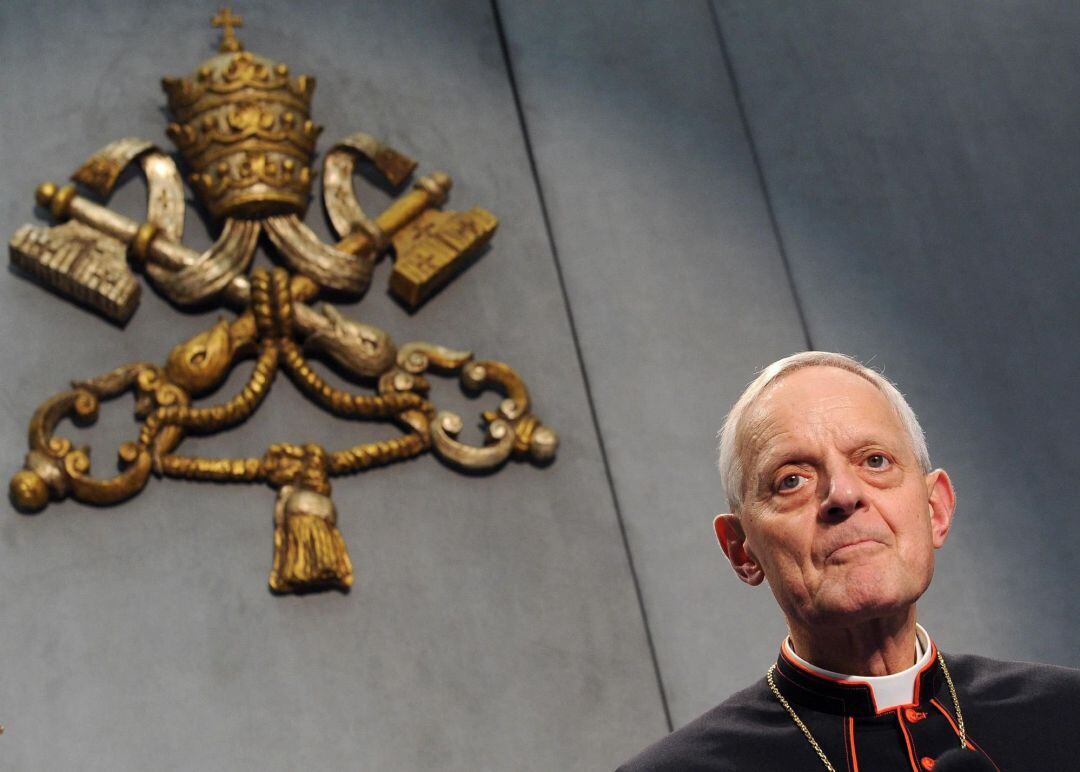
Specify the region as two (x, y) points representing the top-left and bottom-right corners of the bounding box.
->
(7, 11), (557, 595)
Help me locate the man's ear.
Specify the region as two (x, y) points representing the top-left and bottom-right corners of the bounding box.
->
(926, 469), (956, 549)
(714, 514), (765, 586)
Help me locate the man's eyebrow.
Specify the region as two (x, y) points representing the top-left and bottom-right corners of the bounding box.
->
(841, 434), (899, 452)
(752, 446), (809, 477)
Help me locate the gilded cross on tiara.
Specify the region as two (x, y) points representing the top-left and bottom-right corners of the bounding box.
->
(211, 7), (244, 52)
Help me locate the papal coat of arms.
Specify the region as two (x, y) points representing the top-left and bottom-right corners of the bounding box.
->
(7, 10), (557, 594)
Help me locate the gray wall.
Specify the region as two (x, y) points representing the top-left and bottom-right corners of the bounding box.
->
(1, 1), (1075, 769)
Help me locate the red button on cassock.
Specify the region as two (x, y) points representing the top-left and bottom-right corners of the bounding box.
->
(905, 708), (928, 723)
(920, 756), (935, 770)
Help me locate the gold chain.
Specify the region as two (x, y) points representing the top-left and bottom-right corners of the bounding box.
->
(767, 665), (837, 771)
(765, 652), (966, 770)
(936, 652), (967, 749)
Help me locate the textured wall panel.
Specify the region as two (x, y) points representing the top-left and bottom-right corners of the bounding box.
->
(0, 2), (665, 769)
(496, 0), (807, 731)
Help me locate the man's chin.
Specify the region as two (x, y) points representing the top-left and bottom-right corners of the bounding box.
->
(808, 581), (919, 625)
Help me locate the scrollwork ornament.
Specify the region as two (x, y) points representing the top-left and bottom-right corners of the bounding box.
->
(7, 12), (558, 596)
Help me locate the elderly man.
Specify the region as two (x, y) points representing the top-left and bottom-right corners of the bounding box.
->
(620, 352), (1080, 771)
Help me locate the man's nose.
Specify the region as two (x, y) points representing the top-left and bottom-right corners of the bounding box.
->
(819, 465), (866, 520)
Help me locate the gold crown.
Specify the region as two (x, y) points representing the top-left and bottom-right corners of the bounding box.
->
(161, 10), (322, 220)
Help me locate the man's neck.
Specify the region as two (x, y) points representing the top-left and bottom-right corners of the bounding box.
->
(787, 607), (918, 676)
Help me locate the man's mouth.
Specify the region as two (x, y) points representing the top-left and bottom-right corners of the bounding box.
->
(827, 539), (882, 560)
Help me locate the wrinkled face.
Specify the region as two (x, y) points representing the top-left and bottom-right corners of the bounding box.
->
(737, 367), (948, 628)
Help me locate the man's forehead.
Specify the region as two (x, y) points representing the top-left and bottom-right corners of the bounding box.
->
(741, 367), (902, 462)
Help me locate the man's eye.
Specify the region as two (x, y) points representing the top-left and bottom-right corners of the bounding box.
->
(778, 474), (803, 491)
(866, 454), (890, 469)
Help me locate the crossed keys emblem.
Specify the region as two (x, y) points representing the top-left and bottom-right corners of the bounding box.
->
(7, 11), (557, 594)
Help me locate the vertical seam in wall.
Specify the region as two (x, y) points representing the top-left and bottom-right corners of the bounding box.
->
(490, 0), (674, 733)
(708, 0), (815, 351)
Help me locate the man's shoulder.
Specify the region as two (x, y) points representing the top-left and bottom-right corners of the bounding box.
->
(944, 651), (1080, 710)
(616, 679), (778, 772)
(942, 652), (1080, 767)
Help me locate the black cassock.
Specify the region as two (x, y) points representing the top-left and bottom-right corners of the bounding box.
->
(619, 642), (1080, 771)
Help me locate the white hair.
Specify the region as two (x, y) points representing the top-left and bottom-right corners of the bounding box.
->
(717, 351), (931, 514)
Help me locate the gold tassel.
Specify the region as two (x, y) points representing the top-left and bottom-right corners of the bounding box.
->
(269, 485), (353, 593)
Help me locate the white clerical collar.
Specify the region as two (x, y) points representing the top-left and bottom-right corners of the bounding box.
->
(782, 624), (933, 710)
